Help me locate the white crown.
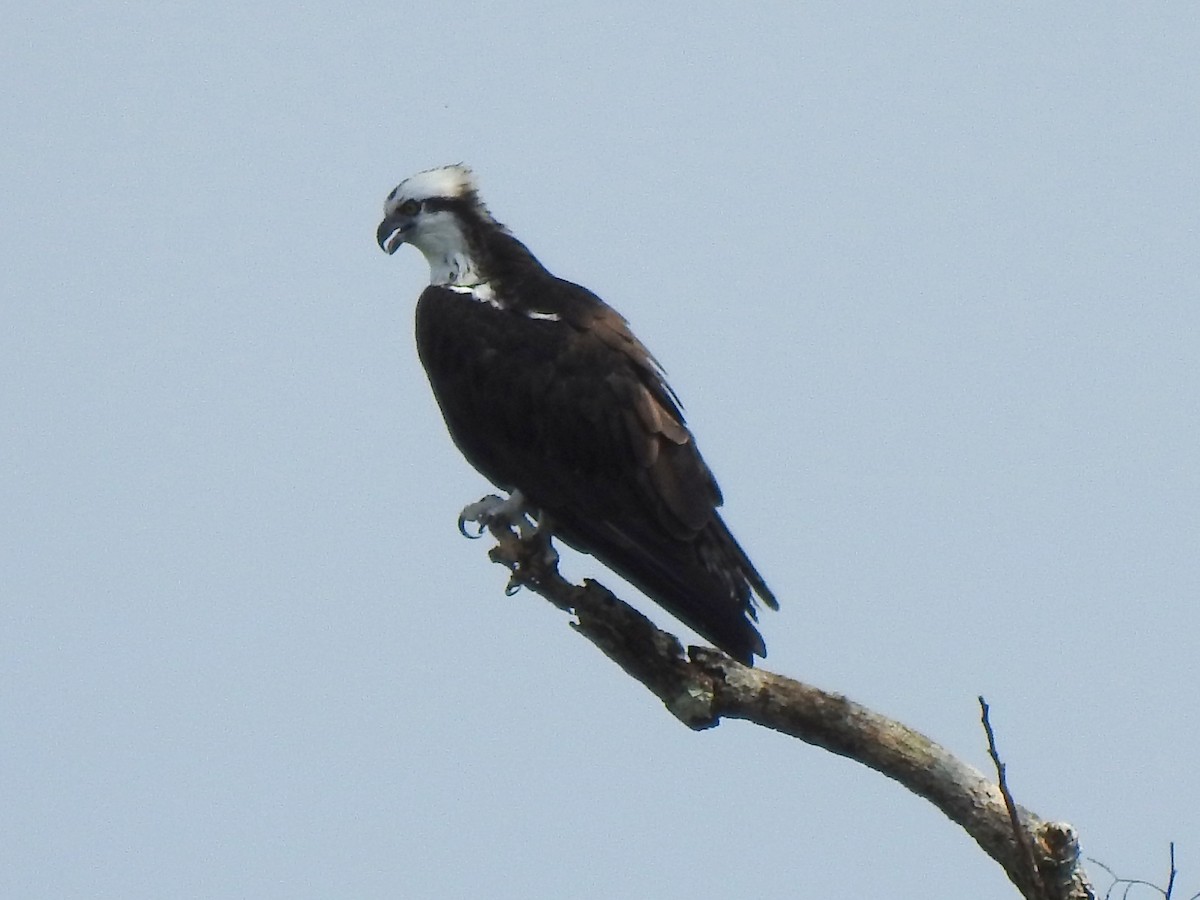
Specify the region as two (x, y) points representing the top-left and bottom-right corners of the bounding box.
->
(392, 164), (478, 203)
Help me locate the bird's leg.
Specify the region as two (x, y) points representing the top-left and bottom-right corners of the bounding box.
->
(529, 510), (559, 569)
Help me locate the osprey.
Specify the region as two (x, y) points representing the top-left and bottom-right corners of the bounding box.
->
(377, 165), (778, 663)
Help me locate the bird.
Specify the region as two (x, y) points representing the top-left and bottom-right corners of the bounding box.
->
(376, 165), (778, 663)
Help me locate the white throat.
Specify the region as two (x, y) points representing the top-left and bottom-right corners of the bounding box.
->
(428, 248), (484, 287)
(409, 211), (485, 288)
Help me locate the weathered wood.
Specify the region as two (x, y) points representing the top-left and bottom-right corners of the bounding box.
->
(483, 521), (1095, 900)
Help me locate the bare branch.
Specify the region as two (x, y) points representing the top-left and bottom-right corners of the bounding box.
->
(482, 522), (1096, 900)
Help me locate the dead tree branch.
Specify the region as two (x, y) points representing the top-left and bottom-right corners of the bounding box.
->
(482, 521), (1095, 900)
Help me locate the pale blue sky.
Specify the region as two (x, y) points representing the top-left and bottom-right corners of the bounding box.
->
(2, 4), (1198, 898)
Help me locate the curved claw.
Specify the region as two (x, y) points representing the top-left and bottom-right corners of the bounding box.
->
(457, 492), (527, 541)
(457, 513), (487, 539)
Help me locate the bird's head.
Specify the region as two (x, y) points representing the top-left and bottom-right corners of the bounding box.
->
(376, 164), (501, 286)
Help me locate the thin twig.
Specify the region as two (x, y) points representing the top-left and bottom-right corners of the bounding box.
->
(980, 696), (1048, 900)
(1087, 844), (1194, 900)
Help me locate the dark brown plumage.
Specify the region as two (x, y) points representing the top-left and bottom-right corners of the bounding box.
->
(379, 166), (777, 663)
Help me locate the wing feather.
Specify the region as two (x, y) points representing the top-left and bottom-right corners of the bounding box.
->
(415, 278), (776, 662)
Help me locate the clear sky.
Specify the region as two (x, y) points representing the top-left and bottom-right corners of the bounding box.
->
(3, 4), (1197, 898)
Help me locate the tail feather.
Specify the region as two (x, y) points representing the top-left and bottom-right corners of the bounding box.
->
(552, 512), (775, 664)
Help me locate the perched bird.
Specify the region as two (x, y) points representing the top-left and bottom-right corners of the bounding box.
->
(377, 165), (778, 663)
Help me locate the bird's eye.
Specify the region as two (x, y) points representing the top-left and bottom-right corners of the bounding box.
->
(398, 199), (421, 216)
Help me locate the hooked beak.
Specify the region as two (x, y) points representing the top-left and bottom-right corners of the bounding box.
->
(376, 213), (410, 255)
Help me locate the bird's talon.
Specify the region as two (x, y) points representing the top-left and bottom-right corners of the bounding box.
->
(457, 494), (509, 537)
(456, 514), (488, 539)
